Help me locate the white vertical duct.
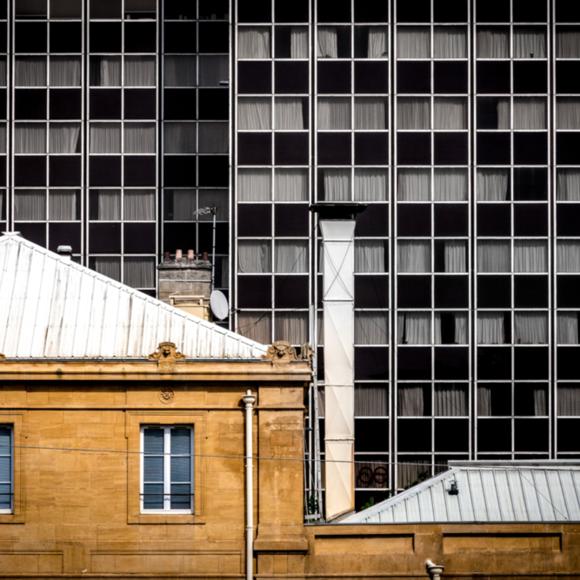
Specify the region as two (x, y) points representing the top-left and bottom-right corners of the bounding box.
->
(320, 219), (355, 520)
(242, 390), (256, 580)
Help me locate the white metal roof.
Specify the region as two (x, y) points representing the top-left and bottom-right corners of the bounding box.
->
(341, 462), (580, 524)
(0, 233), (268, 360)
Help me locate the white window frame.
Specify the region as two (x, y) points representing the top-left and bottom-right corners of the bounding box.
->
(140, 425), (194, 515)
(0, 425), (13, 514)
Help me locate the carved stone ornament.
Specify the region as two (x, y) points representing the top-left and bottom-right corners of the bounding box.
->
(0, 353), (5, 360)
(300, 343), (314, 363)
(263, 340), (298, 364)
(148, 342), (186, 370)
(159, 387), (175, 404)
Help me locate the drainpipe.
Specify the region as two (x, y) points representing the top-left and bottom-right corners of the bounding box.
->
(242, 390), (256, 580)
(425, 559), (445, 580)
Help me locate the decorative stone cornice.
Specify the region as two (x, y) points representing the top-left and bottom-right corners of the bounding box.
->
(264, 341), (314, 365)
(0, 353), (5, 360)
(148, 342), (186, 371)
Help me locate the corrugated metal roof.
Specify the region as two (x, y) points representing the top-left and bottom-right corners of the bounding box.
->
(341, 462), (580, 523)
(0, 233), (268, 360)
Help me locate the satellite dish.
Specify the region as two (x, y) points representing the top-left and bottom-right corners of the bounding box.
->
(210, 290), (229, 321)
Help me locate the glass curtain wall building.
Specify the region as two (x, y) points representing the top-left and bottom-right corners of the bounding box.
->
(0, 0), (579, 510)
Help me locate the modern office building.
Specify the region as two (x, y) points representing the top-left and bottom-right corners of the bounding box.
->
(1, 0), (580, 510)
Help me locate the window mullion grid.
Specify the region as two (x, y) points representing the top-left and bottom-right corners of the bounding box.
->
(163, 426), (171, 511)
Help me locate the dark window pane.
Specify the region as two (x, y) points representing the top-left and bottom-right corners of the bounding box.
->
(15, 89), (46, 120)
(398, 348), (431, 380)
(90, 23), (122, 52)
(355, 420), (390, 451)
(50, 22), (81, 52)
(478, 419), (511, 452)
(398, 204), (430, 236)
(89, 223), (121, 253)
(434, 0), (467, 22)
(398, 133), (431, 165)
(318, 0), (350, 22)
(435, 276), (468, 308)
(397, 0), (430, 22)
(163, 156), (196, 187)
(355, 133), (388, 165)
(398, 276), (431, 308)
(274, 204), (308, 236)
(435, 347), (468, 380)
(89, 157), (121, 187)
(50, 89), (81, 119)
(238, 276), (271, 309)
(558, 277), (580, 308)
(238, 205), (271, 237)
(199, 0), (228, 19)
(198, 89), (228, 120)
(434, 62), (467, 94)
(163, 223), (197, 253)
(478, 348), (511, 380)
(198, 23), (229, 53)
(15, 157), (46, 186)
(514, 132), (547, 165)
(514, 62), (547, 93)
(90, 89), (122, 119)
(397, 62), (430, 93)
(318, 62), (351, 94)
(275, 0), (308, 22)
(275, 62), (309, 93)
(164, 22), (196, 53)
(238, 133), (271, 165)
(434, 205), (468, 236)
(477, 62), (510, 93)
(557, 205), (580, 236)
(239, 0), (271, 22)
(355, 1), (388, 22)
(164, 89), (196, 120)
(198, 156), (228, 187)
(514, 0), (546, 22)
(125, 22), (156, 52)
(355, 276), (389, 308)
(355, 350), (389, 380)
(556, 0), (580, 22)
(477, 204), (511, 236)
(477, 133), (510, 165)
(514, 275), (548, 308)
(124, 157), (155, 187)
(557, 133), (580, 165)
(238, 62), (271, 94)
(477, 98), (506, 129)
(50, 156), (80, 186)
(557, 62), (580, 94)
(356, 205), (389, 236)
(478, 276), (511, 308)
(49, 223), (80, 253)
(434, 133), (468, 165)
(477, 0), (510, 22)
(514, 168), (547, 200)
(355, 62), (389, 93)
(514, 204), (548, 236)
(125, 89), (156, 119)
(318, 133), (351, 165)
(436, 419), (469, 451)
(275, 275), (308, 308)
(275, 133), (308, 165)
(515, 419), (549, 451)
(15, 23), (46, 52)
(166, 0), (196, 19)
(124, 223), (156, 253)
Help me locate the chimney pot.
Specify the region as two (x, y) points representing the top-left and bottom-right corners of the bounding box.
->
(175, 248), (183, 261)
(187, 249), (195, 261)
(202, 251), (209, 261)
(57, 245), (73, 260)
(164, 251), (171, 262)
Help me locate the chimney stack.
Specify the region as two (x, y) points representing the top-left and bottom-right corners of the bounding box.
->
(57, 245), (72, 260)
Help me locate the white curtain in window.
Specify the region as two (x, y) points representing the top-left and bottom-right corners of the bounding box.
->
(290, 28), (308, 58)
(355, 312), (388, 344)
(238, 170), (271, 202)
(276, 98), (304, 130)
(477, 170), (509, 201)
(434, 27), (467, 58)
(125, 124), (155, 153)
(50, 57), (81, 86)
(444, 241), (467, 272)
(434, 313), (468, 344)
(398, 241), (430, 272)
(434, 99), (467, 129)
(397, 98), (430, 129)
(238, 28), (271, 59)
(49, 191), (77, 220)
(90, 124), (121, 153)
(99, 57), (121, 86)
(558, 241), (580, 272)
(368, 28), (388, 57)
(124, 190), (155, 221)
(198, 122), (228, 153)
(237, 313), (271, 344)
(354, 169), (388, 201)
(514, 29), (546, 58)
(398, 169), (430, 201)
(397, 28), (430, 58)
(355, 386), (388, 417)
(49, 123), (80, 153)
(557, 170), (580, 201)
(15, 124), (46, 153)
(477, 387), (492, 416)
(275, 169), (307, 201)
(95, 190), (121, 220)
(398, 461), (431, 489)
(478, 241), (510, 272)
(275, 312), (308, 344)
(275, 241), (308, 273)
(93, 257), (121, 281)
(355, 98), (387, 129)
(497, 99), (510, 129)
(355, 241), (386, 273)
(168, 190), (194, 220)
(398, 384), (426, 415)
(557, 99), (580, 130)
(398, 313), (431, 344)
(125, 57), (155, 86)
(478, 313), (506, 344)
(317, 27), (338, 58)
(318, 98), (351, 130)
(198, 55), (228, 87)
(15, 57), (46, 86)
(434, 169), (467, 201)
(558, 385), (580, 415)
(164, 123), (195, 154)
(124, 258), (154, 288)
(15, 191), (45, 220)
(514, 241), (547, 272)
(533, 386), (547, 416)
(514, 313), (547, 344)
(0, 58), (6, 86)
(513, 99), (546, 129)
(477, 29), (509, 58)
(434, 385), (467, 416)
(238, 98), (271, 130)
(557, 30), (580, 58)
(322, 169), (351, 201)
(558, 313), (579, 344)
(164, 56), (196, 86)
(238, 241), (271, 273)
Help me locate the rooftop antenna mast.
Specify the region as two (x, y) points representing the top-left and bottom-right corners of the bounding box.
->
(193, 206), (217, 292)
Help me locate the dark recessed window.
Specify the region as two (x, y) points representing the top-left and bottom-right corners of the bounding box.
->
(49, 157), (80, 186)
(514, 168), (547, 200)
(318, 132), (351, 165)
(436, 419), (469, 451)
(199, 0), (228, 19)
(514, 204), (548, 236)
(477, 62), (510, 93)
(237, 205), (271, 237)
(558, 419), (580, 451)
(275, 275), (308, 308)
(50, 89), (82, 119)
(477, 348), (511, 380)
(124, 224), (156, 253)
(477, 204), (511, 236)
(166, 0), (197, 19)
(164, 22), (196, 53)
(15, 89), (46, 120)
(164, 89), (197, 120)
(89, 224), (121, 253)
(435, 276), (468, 308)
(434, 62), (468, 94)
(397, 62), (430, 93)
(124, 157), (155, 187)
(238, 62), (271, 94)
(355, 133), (388, 165)
(49, 22), (82, 52)
(238, 133), (271, 165)
(275, 133), (309, 165)
(356, 205), (389, 236)
(514, 62), (547, 93)
(90, 0), (121, 18)
(398, 204), (430, 236)
(125, 89), (155, 119)
(557, 205), (580, 236)
(275, 62), (309, 93)
(15, 157), (46, 186)
(239, 0), (271, 22)
(274, 205), (308, 236)
(557, 133), (580, 165)
(434, 0), (467, 22)
(355, 276), (389, 308)
(477, 98), (508, 129)
(318, 62), (351, 94)
(90, 23), (122, 52)
(477, 419), (511, 452)
(48, 224), (81, 254)
(477, 133), (510, 165)
(355, 419), (390, 451)
(198, 89), (228, 120)
(318, 0), (350, 22)
(125, 22), (156, 52)
(515, 383), (548, 415)
(435, 348), (468, 380)
(397, 0), (430, 22)
(355, 62), (389, 93)
(556, 0), (580, 22)
(398, 276), (431, 308)
(398, 348), (431, 381)
(355, 2), (388, 22)
(476, 0), (510, 22)
(398, 133), (431, 165)
(163, 223), (197, 254)
(514, 133), (547, 165)
(514, 0), (546, 22)
(199, 156), (228, 187)
(198, 22), (229, 53)
(558, 350), (580, 381)
(435, 205), (468, 236)
(515, 419), (549, 451)
(238, 276), (272, 309)
(558, 277), (580, 308)
(15, 23), (47, 53)
(163, 156), (196, 187)
(435, 133), (468, 165)
(90, 89), (122, 120)
(479, 383), (511, 415)
(89, 157), (121, 187)
(515, 276), (548, 308)
(557, 62), (580, 94)
(275, 0), (308, 22)
(477, 276), (511, 308)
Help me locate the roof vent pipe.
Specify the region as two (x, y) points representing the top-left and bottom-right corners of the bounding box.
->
(56, 245), (72, 260)
(426, 560), (444, 580)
